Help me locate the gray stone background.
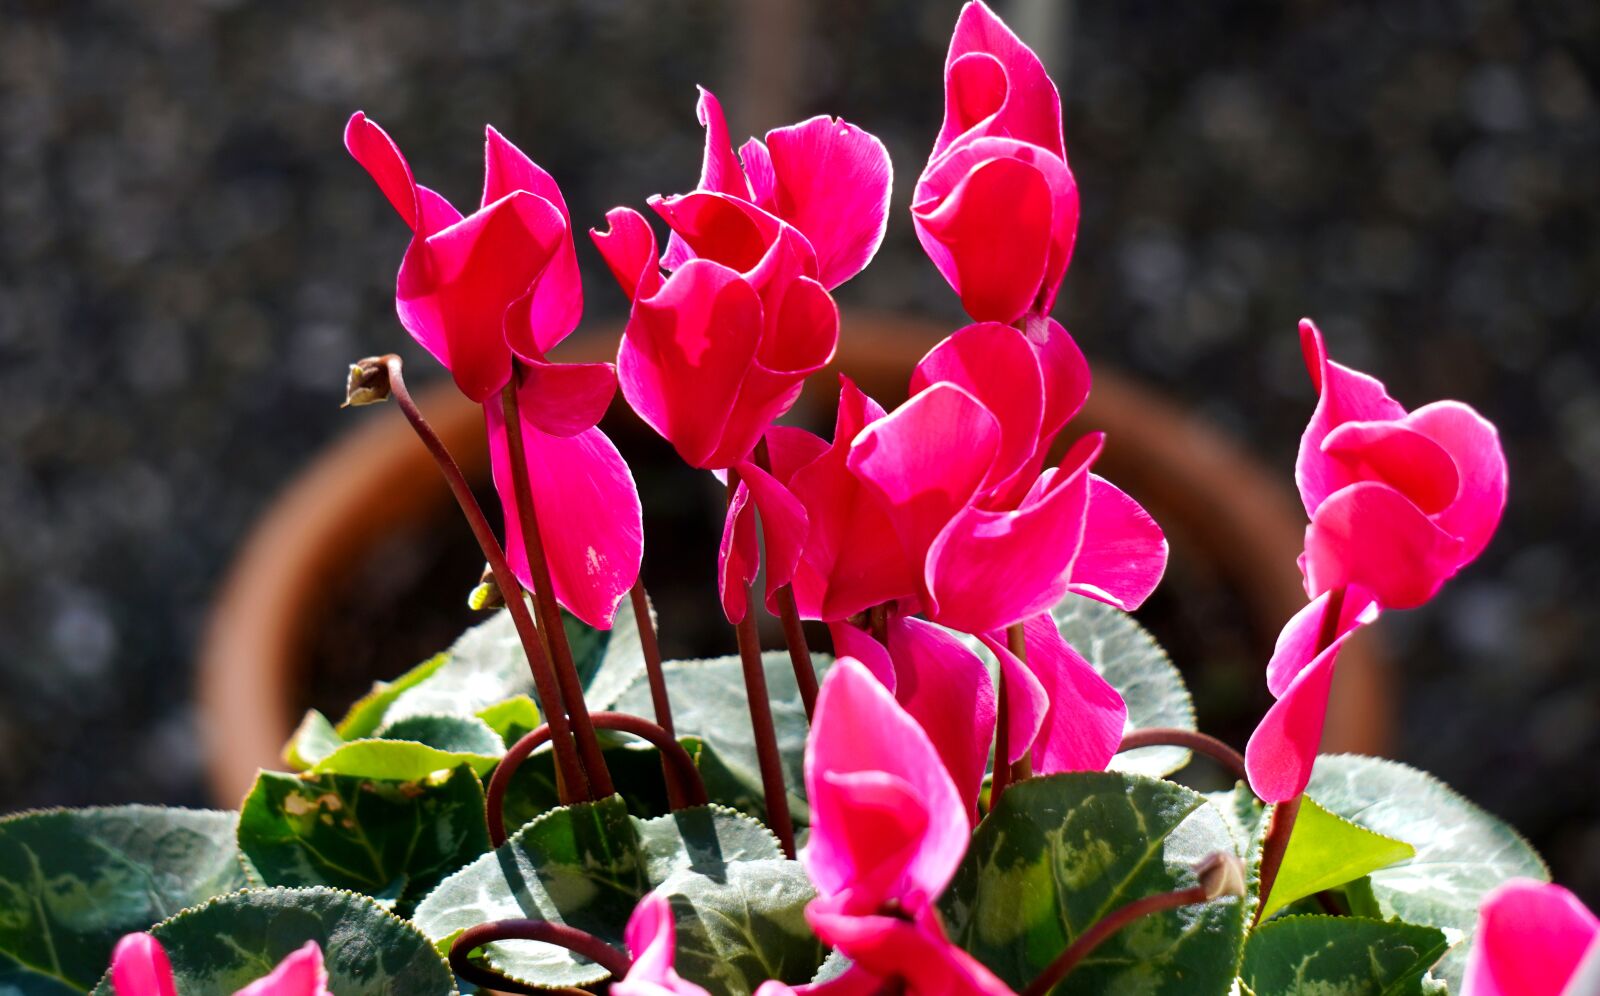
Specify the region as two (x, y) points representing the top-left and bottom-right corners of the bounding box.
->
(0, 0), (1595, 905)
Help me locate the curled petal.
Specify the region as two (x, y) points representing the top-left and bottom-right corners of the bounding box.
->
(910, 322), (1046, 492)
(344, 112), (461, 236)
(1021, 612), (1127, 774)
(483, 125), (583, 354)
(1024, 315), (1092, 444)
(717, 480), (758, 624)
(1463, 879), (1600, 996)
(848, 383), (1001, 570)
(650, 190), (787, 276)
(805, 659), (967, 914)
(804, 908), (1013, 996)
(1295, 319), (1408, 516)
(829, 621), (896, 693)
(234, 942), (333, 996)
(1063, 475), (1167, 612)
(1246, 616), (1368, 803)
(932, 0), (1065, 160)
(1406, 400), (1508, 564)
(718, 461), (809, 623)
(1264, 586), (1378, 699)
(616, 892), (712, 996)
(761, 426), (830, 483)
(1321, 420), (1460, 516)
(516, 355), (617, 437)
(1302, 481), (1466, 610)
(111, 933), (178, 996)
(978, 630), (1052, 767)
(760, 115), (893, 288)
(488, 402), (644, 630)
(913, 155), (1054, 324)
(693, 87), (755, 199)
(886, 616), (997, 817)
(591, 207), (664, 300)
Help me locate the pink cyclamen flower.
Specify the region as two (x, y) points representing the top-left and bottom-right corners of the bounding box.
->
(1296, 319), (1508, 610)
(913, 2), (1079, 325)
(612, 892), (711, 996)
(111, 934), (332, 996)
(345, 114), (580, 402)
(1462, 879), (1600, 996)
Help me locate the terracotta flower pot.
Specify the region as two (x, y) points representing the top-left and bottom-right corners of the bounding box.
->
(196, 313), (1392, 806)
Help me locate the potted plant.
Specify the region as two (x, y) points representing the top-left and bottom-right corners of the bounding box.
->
(2, 4), (1588, 994)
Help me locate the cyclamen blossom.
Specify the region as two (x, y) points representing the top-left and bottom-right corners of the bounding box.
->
(1462, 879), (1600, 996)
(111, 934), (332, 996)
(1246, 320), (1508, 802)
(612, 893), (711, 996)
(348, 115), (642, 629)
(914, 2), (1079, 325)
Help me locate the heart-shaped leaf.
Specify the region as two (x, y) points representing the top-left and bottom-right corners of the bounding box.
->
(0, 806), (250, 992)
(1241, 914), (1448, 995)
(1259, 796), (1415, 921)
(88, 887), (455, 996)
(238, 766), (490, 915)
(476, 694), (541, 744)
(1306, 754), (1548, 989)
(413, 796), (820, 994)
(941, 772), (1245, 995)
(305, 714), (505, 780)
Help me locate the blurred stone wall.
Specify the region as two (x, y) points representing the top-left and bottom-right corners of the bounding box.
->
(0, 0), (1595, 903)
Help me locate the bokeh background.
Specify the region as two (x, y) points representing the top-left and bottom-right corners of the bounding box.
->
(1, 0), (1596, 906)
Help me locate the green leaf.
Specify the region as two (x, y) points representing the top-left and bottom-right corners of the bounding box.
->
(1051, 596), (1197, 778)
(1307, 754), (1548, 988)
(1258, 796), (1415, 921)
(308, 715), (505, 780)
(414, 797), (820, 994)
(1241, 915), (1449, 995)
(285, 709), (345, 770)
(611, 653), (820, 826)
(1205, 782), (1266, 859)
(0, 949), (81, 995)
(497, 738), (676, 832)
(336, 652), (451, 739)
(475, 695), (540, 745)
(88, 887), (456, 996)
(0, 806), (250, 991)
(941, 772), (1245, 995)
(237, 766), (490, 915)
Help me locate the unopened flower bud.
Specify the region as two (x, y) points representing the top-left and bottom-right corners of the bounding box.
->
(343, 356), (393, 408)
(1195, 852), (1247, 900)
(467, 565), (506, 611)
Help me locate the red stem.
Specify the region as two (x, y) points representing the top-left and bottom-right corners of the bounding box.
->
(990, 623), (1030, 809)
(378, 356), (586, 804)
(1116, 728), (1248, 783)
(728, 468), (797, 858)
(449, 918), (632, 993)
(630, 580), (688, 809)
(753, 437), (818, 721)
(1020, 885), (1210, 996)
(500, 378), (615, 799)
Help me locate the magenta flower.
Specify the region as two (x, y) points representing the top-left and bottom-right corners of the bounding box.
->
(345, 114), (579, 402)
(1462, 879), (1599, 996)
(913, 2), (1079, 325)
(1296, 319), (1508, 610)
(111, 934), (331, 996)
(612, 893), (711, 996)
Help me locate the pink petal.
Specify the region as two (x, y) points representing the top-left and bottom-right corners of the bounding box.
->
(814, 769), (933, 915)
(913, 155), (1055, 324)
(804, 908), (1013, 996)
(399, 190), (565, 402)
(515, 355), (617, 437)
(488, 401), (643, 630)
(1062, 474), (1168, 612)
(923, 434), (1102, 634)
(591, 207), (663, 300)
(805, 660), (967, 914)
(619, 260), (763, 469)
(1302, 481), (1466, 610)
(791, 379), (921, 620)
(740, 138), (776, 208)
(742, 459), (811, 617)
(1024, 315), (1092, 444)
(1017, 613), (1127, 774)
(761, 426), (830, 483)
(1321, 420), (1460, 516)
(1463, 879), (1600, 996)
(760, 115), (893, 289)
(1295, 319), (1409, 517)
(482, 125), (583, 354)
(650, 190), (786, 276)
(344, 112), (461, 237)
(932, 1), (1065, 160)
(717, 479), (758, 624)
(910, 322), (1045, 491)
(234, 942), (332, 996)
(847, 384), (1001, 570)
(1263, 587), (1379, 699)
(692, 87), (755, 200)
(1406, 400), (1508, 564)
(111, 933), (178, 996)
(829, 621), (897, 693)
(1245, 617), (1366, 803)
(886, 616), (997, 818)
(978, 631), (1052, 767)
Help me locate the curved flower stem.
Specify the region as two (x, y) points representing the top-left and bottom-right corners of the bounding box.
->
(1006, 623), (1033, 785)
(449, 918), (632, 993)
(484, 711), (710, 847)
(727, 468), (798, 859)
(1116, 728), (1248, 783)
(1021, 884), (1209, 995)
(754, 437), (818, 721)
(500, 377), (614, 799)
(630, 580), (688, 809)
(373, 356), (586, 805)
(990, 624), (1031, 809)
(1254, 584), (1347, 926)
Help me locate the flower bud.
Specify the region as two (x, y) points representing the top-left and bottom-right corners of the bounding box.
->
(467, 565), (506, 611)
(343, 356), (393, 408)
(1195, 852), (1248, 900)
